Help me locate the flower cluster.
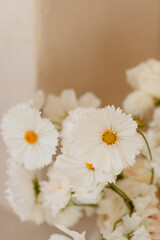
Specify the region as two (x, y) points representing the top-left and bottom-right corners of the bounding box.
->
(1, 59), (160, 240)
(123, 59), (160, 122)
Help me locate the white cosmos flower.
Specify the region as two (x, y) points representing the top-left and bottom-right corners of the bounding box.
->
(1, 104), (59, 170)
(123, 90), (154, 119)
(41, 167), (71, 217)
(49, 224), (86, 240)
(6, 159), (45, 224)
(55, 151), (114, 191)
(70, 106), (143, 175)
(43, 89), (101, 128)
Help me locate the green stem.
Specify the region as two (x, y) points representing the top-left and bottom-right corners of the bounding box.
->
(137, 129), (152, 161)
(150, 167), (154, 184)
(137, 129), (154, 184)
(107, 183), (134, 215)
(71, 201), (98, 208)
(113, 218), (123, 231)
(124, 231), (134, 239)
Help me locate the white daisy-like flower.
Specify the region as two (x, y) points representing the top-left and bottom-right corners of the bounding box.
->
(43, 89), (101, 129)
(29, 89), (45, 111)
(126, 58), (160, 98)
(49, 224), (86, 240)
(55, 151), (114, 191)
(6, 159), (45, 224)
(1, 104), (59, 170)
(123, 90), (154, 119)
(41, 168), (71, 217)
(70, 106), (143, 175)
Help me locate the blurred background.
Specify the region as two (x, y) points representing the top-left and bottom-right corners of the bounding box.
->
(0, 0), (160, 239)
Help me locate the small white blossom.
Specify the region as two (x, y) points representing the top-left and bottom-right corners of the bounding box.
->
(126, 58), (160, 98)
(43, 89), (100, 129)
(41, 167), (71, 217)
(132, 226), (151, 240)
(29, 90), (45, 110)
(49, 224), (86, 240)
(6, 159), (45, 224)
(150, 107), (160, 129)
(123, 90), (154, 118)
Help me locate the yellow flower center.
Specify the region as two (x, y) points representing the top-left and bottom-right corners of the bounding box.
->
(85, 162), (94, 170)
(24, 131), (37, 144)
(58, 186), (62, 190)
(101, 130), (117, 145)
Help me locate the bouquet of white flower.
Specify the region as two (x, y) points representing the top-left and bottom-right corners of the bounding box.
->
(1, 59), (160, 240)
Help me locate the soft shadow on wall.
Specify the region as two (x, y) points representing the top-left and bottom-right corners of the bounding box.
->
(36, 0), (160, 107)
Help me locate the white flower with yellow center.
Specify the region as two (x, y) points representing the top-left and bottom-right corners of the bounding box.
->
(43, 89), (101, 129)
(49, 224), (86, 240)
(1, 104), (59, 170)
(55, 151), (115, 191)
(70, 106), (143, 175)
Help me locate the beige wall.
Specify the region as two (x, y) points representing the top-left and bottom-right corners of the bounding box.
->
(0, 0), (160, 239)
(37, 0), (160, 107)
(0, 0), (37, 209)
